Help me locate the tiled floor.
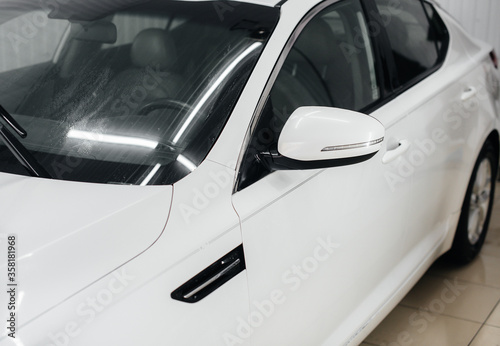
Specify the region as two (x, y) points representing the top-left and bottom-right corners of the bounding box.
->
(362, 183), (500, 346)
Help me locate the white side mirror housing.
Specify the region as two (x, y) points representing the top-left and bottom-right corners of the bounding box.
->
(259, 107), (385, 170)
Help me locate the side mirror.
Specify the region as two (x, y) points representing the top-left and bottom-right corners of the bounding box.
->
(259, 107), (385, 170)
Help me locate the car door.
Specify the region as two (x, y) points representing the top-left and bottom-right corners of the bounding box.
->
(371, 0), (482, 260)
(231, 1), (414, 344)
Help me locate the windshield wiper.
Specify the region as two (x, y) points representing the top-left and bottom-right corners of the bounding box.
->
(0, 105), (50, 178)
(0, 123), (51, 179)
(0, 105), (28, 138)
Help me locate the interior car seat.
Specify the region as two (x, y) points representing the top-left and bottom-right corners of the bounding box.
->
(104, 28), (183, 115)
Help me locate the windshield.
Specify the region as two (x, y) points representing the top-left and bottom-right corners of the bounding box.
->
(0, 0), (279, 185)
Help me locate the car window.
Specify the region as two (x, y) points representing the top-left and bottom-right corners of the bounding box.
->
(237, 0), (380, 191)
(375, 0), (449, 86)
(0, 1), (279, 186)
(272, 0), (380, 116)
(103, 13), (171, 48)
(0, 11), (69, 73)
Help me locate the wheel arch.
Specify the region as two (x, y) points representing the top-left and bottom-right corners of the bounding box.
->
(439, 130), (499, 257)
(486, 130), (500, 164)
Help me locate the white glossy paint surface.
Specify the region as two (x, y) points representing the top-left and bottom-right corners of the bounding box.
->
(6, 161), (249, 346)
(278, 107), (385, 161)
(1, 0), (499, 345)
(0, 174), (173, 335)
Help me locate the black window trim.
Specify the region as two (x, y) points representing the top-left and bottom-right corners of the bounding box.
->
(364, 0), (450, 109)
(233, 0), (450, 192)
(234, 0), (342, 192)
(234, 0), (390, 192)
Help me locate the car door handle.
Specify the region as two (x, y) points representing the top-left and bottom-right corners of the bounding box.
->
(382, 140), (411, 164)
(461, 87), (477, 102)
(171, 245), (246, 303)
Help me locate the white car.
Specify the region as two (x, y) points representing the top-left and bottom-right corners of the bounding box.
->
(0, 0), (499, 345)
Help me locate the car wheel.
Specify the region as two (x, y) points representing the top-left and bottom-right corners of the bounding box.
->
(450, 141), (498, 264)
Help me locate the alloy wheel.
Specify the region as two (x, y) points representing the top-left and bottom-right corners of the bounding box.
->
(468, 158), (493, 245)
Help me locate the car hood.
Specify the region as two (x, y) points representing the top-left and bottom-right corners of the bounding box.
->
(0, 173), (173, 325)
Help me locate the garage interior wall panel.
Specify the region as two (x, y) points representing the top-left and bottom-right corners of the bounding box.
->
(437, 0), (500, 54)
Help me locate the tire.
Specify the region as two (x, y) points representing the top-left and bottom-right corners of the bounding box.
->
(450, 141), (498, 264)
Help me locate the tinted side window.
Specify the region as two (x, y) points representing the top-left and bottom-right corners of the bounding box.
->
(375, 0), (449, 86)
(272, 0), (380, 117)
(238, 0), (380, 190)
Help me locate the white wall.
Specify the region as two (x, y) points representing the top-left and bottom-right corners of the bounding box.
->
(436, 0), (500, 53)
